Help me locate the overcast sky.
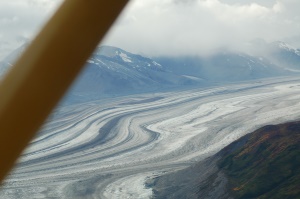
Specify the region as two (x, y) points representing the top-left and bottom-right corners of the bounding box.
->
(1, 0), (300, 59)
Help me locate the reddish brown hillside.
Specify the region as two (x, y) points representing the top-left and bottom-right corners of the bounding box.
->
(218, 121), (300, 199)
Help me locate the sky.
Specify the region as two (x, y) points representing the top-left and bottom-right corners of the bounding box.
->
(1, 0), (300, 59)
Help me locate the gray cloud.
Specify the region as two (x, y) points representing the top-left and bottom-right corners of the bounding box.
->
(0, 0), (300, 59)
(0, 0), (62, 59)
(103, 0), (300, 57)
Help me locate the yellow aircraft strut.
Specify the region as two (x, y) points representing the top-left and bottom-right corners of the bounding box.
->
(0, 0), (128, 183)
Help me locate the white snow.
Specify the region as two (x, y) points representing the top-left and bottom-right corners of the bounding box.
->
(152, 61), (161, 67)
(182, 75), (203, 81)
(3, 77), (300, 198)
(103, 173), (153, 199)
(96, 58), (106, 65)
(278, 41), (295, 51)
(119, 52), (132, 63)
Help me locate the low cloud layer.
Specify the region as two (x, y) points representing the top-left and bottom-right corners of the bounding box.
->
(0, 0), (300, 59)
(103, 0), (300, 57)
(0, 0), (62, 59)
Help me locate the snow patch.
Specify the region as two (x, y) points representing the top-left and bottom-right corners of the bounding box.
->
(152, 61), (161, 67)
(119, 52), (132, 63)
(182, 75), (203, 81)
(96, 59), (106, 65)
(278, 42), (295, 51)
(103, 173), (153, 199)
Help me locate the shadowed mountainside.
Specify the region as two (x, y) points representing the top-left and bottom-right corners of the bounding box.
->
(0, 45), (203, 103)
(2, 40), (300, 104)
(152, 121), (300, 199)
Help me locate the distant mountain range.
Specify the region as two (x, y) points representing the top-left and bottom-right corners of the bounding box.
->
(152, 120), (300, 199)
(155, 40), (300, 82)
(0, 45), (203, 103)
(66, 46), (203, 102)
(1, 40), (300, 103)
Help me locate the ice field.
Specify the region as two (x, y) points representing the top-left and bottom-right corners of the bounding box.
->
(2, 77), (300, 198)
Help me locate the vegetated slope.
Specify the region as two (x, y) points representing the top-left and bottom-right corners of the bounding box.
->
(218, 121), (300, 199)
(152, 121), (300, 199)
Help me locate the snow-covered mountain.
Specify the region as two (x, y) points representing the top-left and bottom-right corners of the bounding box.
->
(155, 40), (300, 82)
(242, 39), (300, 71)
(0, 45), (202, 102)
(156, 52), (289, 82)
(67, 46), (202, 102)
(1, 41), (299, 103)
(268, 41), (300, 71)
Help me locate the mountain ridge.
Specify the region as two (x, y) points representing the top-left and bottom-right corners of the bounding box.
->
(1, 41), (300, 103)
(0, 45), (203, 103)
(154, 40), (300, 82)
(152, 120), (300, 199)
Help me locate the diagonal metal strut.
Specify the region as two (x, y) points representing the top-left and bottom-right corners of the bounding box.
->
(0, 0), (128, 183)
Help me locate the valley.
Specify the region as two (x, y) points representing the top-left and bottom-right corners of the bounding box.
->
(1, 0), (300, 197)
(1, 77), (300, 198)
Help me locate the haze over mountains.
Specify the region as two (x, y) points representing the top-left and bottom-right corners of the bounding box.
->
(1, 39), (300, 198)
(156, 40), (300, 82)
(1, 40), (300, 103)
(67, 46), (202, 102)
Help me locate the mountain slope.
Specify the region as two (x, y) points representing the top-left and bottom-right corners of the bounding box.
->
(268, 41), (300, 71)
(218, 121), (300, 199)
(155, 40), (300, 82)
(1, 41), (299, 102)
(0, 45), (202, 102)
(155, 52), (290, 82)
(152, 120), (300, 199)
(66, 46), (202, 102)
